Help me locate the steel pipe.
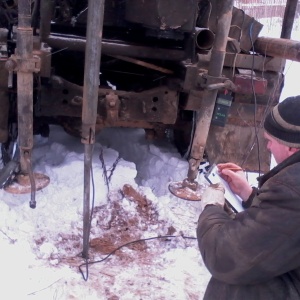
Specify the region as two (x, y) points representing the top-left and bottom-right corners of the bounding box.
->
(81, 0), (105, 259)
(254, 37), (300, 62)
(195, 27), (215, 50)
(281, 0), (298, 39)
(45, 34), (187, 61)
(40, 0), (53, 41)
(16, 0), (34, 172)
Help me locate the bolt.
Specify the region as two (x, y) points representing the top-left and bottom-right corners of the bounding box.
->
(5, 59), (17, 72)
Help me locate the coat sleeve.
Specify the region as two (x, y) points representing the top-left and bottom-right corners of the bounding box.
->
(197, 172), (300, 285)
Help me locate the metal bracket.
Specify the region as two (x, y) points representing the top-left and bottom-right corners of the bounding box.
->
(199, 73), (236, 92)
(5, 54), (41, 73)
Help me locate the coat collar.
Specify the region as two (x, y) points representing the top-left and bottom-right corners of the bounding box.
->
(257, 150), (300, 187)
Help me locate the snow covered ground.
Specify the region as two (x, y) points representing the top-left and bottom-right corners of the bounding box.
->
(1, 8), (300, 300)
(0, 126), (211, 300)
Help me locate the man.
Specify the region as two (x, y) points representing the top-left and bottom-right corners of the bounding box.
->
(197, 96), (300, 299)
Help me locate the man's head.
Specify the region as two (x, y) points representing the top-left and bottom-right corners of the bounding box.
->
(264, 96), (300, 163)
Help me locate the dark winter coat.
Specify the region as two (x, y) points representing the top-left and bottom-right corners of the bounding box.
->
(197, 151), (300, 300)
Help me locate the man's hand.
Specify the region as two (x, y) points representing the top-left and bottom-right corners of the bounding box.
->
(217, 163), (252, 201)
(201, 183), (225, 211)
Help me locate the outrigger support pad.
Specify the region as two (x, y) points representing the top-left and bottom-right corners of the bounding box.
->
(4, 173), (50, 195)
(168, 178), (206, 201)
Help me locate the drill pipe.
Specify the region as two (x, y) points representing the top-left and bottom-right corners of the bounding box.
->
(81, 0), (105, 259)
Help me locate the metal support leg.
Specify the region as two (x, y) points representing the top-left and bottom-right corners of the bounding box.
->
(187, 0), (234, 182)
(169, 0), (234, 200)
(3, 0), (49, 202)
(81, 0), (105, 259)
(16, 1), (34, 174)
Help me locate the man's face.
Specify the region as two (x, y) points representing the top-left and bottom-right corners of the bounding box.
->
(264, 132), (290, 164)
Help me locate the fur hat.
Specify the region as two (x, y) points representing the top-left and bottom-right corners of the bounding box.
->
(264, 96), (300, 148)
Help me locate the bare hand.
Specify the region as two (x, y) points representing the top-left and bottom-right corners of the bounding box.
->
(217, 163), (252, 201)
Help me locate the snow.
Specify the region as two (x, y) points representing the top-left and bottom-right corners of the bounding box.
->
(1, 9), (300, 300)
(0, 126), (211, 299)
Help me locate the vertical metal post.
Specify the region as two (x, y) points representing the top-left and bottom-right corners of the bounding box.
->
(187, 0), (234, 182)
(16, 0), (33, 174)
(40, 0), (53, 41)
(81, 0), (105, 259)
(0, 60), (9, 143)
(281, 0), (298, 39)
(16, 0), (38, 208)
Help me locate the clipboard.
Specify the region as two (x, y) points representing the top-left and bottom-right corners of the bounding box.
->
(205, 164), (244, 212)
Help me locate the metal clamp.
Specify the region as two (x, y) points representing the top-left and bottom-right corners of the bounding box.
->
(5, 54), (41, 73)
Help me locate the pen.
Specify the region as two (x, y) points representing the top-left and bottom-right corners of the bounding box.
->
(224, 167), (243, 172)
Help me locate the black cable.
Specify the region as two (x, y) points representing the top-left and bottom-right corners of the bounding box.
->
(99, 147), (110, 193)
(90, 159), (95, 231)
(184, 111), (196, 160)
(78, 234), (197, 281)
(241, 18), (262, 175)
(249, 18), (261, 176)
(80, 153), (96, 281)
(108, 155), (121, 182)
